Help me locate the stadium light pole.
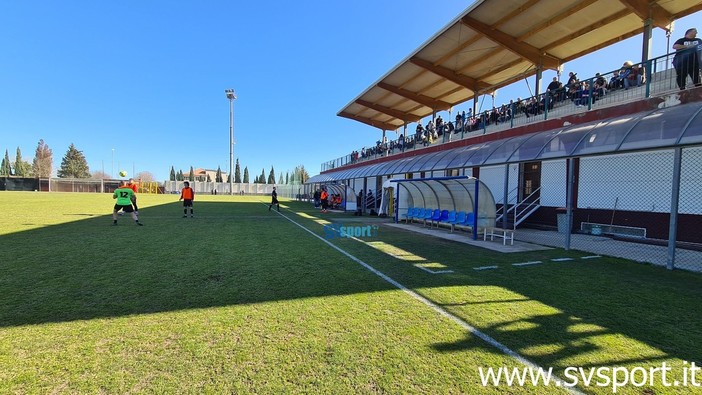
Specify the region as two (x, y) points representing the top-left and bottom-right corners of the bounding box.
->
(225, 89), (237, 195)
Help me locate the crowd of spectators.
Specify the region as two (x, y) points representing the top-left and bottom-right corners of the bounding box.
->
(339, 54), (684, 168)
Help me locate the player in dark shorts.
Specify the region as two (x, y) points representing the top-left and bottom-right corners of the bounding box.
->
(269, 186), (280, 212)
(179, 181), (195, 218)
(113, 180), (143, 225)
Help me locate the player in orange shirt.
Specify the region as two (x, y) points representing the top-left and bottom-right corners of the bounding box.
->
(125, 178), (139, 215)
(179, 181), (195, 218)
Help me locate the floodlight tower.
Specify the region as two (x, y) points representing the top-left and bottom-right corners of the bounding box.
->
(225, 89), (237, 195)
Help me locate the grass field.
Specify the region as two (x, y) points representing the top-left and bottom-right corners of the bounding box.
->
(1, 191), (701, 394)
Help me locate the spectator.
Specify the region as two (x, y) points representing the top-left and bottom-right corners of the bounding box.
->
(594, 72), (607, 97)
(547, 77), (564, 102)
(621, 61), (642, 89)
(608, 70), (623, 91)
(673, 28), (702, 90)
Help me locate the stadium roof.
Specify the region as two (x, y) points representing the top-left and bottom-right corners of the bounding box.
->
(311, 101), (702, 183)
(338, 0), (702, 132)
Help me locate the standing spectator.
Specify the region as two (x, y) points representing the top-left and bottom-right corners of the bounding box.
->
(269, 186), (280, 212)
(179, 181), (195, 218)
(320, 187), (329, 213)
(112, 180), (143, 226)
(313, 189), (321, 208)
(673, 28), (702, 90)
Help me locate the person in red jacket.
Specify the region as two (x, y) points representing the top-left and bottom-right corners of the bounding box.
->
(179, 181), (195, 218)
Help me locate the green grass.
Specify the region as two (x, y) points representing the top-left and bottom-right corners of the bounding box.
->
(1, 191), (701, 394)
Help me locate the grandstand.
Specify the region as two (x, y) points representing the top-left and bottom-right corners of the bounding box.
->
(307, 0), (702, 271)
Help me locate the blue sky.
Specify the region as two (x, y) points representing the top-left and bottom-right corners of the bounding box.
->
(1, 2), (700, 181)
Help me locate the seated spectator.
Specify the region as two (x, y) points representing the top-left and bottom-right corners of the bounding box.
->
(608, 70), (623, 91)
(621, 61), (642, 89)
(454, 114), (464, 133)
(547, 77), (565, 102)
(594, 72), (607, 97)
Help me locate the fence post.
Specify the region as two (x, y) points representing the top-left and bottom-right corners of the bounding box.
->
(666, 147), (682, 270)
(565, 158), (575, 250)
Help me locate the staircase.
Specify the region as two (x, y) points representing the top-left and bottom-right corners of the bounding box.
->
(495, 187), (541, 230)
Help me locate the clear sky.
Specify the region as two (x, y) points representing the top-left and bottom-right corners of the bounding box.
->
(1, 1), (700, 181)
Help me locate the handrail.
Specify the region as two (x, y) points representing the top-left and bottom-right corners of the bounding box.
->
(321, 49), (680, 173)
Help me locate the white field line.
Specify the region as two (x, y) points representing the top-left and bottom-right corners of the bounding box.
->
(473, 265), (499, 271)
(413, 264), (454, 274)
(269, 205), (583, 394)
(512, 261), (542, 267)
(551, 258), (575, 262)
(580, 255), (602, 260)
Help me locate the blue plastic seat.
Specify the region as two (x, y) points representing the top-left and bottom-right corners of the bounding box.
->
(442, 210), (456, 229)
(434, 209), (449, 228)
(414, 208), (426, 224)
(422, 209), (435, 226)
(459, 212), (475, 230)
(448, 211), (465, 232)
(428, 209), (441, 227)
(401, 206), (414, 223)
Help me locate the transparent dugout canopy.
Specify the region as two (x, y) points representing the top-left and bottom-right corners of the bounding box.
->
(392, 176), (496, 228)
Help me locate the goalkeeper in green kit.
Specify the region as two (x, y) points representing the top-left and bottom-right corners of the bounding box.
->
(113, 180), (144, 226)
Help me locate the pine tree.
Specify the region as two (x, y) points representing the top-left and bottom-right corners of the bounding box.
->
(260, 168), (266, 184)
(216, 166), (223, 182)
(57, 143), (90, 178)
(188, 166), (194, 181)
(0, 150), (11, 176)
(234, 159), (241, 183)
(14, 147), (31, 176)
(243, 167), (249, 183)
(170, 166), (176, 181)
(285, 172), (289, 185)
(32, 139), (53, 178)
(267, 166), (276, 184)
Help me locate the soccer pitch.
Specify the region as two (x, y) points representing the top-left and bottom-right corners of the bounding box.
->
(1, 192), (701, 394)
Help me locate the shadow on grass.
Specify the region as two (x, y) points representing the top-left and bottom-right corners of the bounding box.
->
(0, 201), (397, 328)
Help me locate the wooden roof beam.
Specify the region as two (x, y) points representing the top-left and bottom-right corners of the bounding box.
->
(410, 57), (491, 91)
(618, 0), (672, 30)
(338, 112), (400, 131)
(542, 9), (631, 51)
(460, 16), (560, 70)
(376, 82), (452, 111)
(518, 0), (600, 41)
(355, 99), (422, 123)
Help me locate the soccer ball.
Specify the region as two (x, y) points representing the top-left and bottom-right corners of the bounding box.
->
(119, 170), (127, 177)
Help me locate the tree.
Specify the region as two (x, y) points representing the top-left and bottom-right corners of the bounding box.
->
(188, 166), (194, 181)
(285, 172), (289, 185)
(176, 170), (184, 181)
(91, 170), (110, 179)
(14, 147), (32, 177)
(57, 143), (90, 178)
(234, 159), (241, 183)
(136, 171), (155, 182)
(260, 168), (266, 184)
(268, 166), (276, 185)
(32, 139), (53, 178)
(278, 174), (284, 184)
(216, 166), (223, 183)
(206, 174), (212, 182)
(0, 150), (11, 176)
(243, 167), (249, 183)
(170, 166), (176, 181)
(288, 165), (309, 184)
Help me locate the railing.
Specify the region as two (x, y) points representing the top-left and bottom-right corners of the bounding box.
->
(322, 49), (696, 173)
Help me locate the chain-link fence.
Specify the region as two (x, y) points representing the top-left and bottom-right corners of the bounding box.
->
(511, 146), (702, 272)
(162, 181), (306, 200)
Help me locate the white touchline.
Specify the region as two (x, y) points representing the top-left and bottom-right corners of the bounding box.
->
(551, 258), (575, 262)
(271, 207), (584, 395)
(474, 265), (499, 270)
(580, 255), (601, 260)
